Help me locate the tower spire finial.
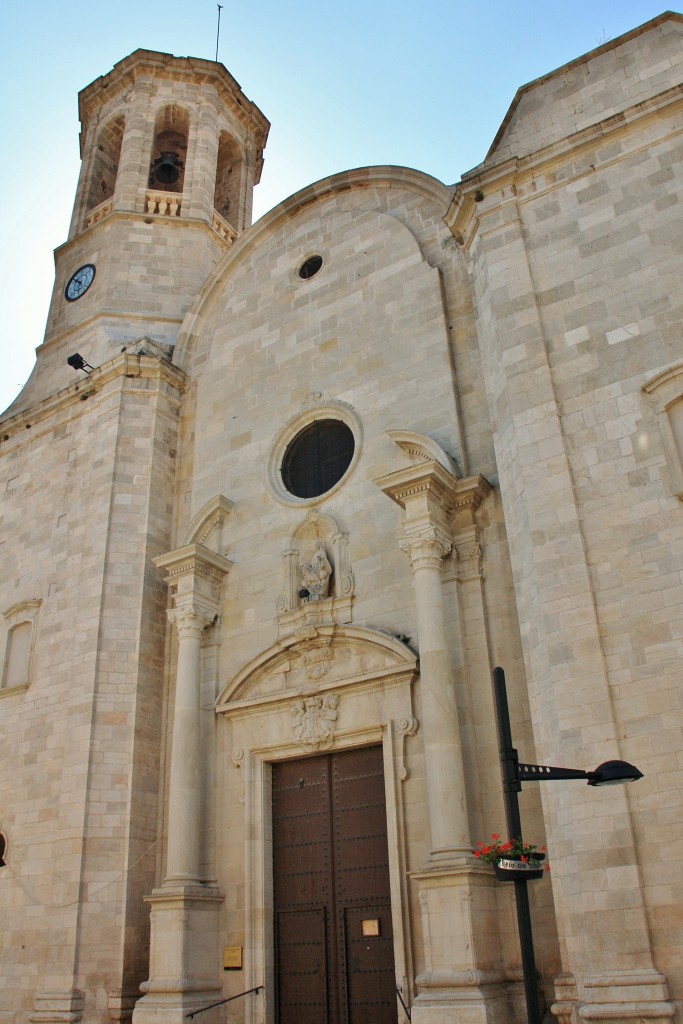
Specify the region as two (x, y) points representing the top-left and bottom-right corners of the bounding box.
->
(215, 4), (223, 62)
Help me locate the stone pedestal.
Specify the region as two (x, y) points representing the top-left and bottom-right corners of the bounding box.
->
(411, 867), (512, 1024)
(132, 886), (225, 1024)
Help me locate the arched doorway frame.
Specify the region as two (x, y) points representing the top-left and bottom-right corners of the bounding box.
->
(215, 626), (419, 1023)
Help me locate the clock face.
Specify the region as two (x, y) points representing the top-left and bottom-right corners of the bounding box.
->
(65, 264), (96, 302)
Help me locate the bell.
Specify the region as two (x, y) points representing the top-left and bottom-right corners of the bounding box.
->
(152, 151), (182, 186)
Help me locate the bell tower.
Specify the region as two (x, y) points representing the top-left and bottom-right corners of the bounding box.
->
(11, 49), (269, 413)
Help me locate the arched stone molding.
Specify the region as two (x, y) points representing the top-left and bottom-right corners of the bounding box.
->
(276, 508), (355, 634)
(183, 493), (234, 552)
(216, 623), (416, 709)
(172, 166), (453, 374)
(214, 624), (419, 1019)
(643, 362), (683, 498)
(386, 429), (459, 476)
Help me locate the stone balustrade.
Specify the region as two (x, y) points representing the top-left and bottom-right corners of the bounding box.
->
(212, 210), (237, 244)
(85, 198), (113, 228)
(146, 190), (182, 216)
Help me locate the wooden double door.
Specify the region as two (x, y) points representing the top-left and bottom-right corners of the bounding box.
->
(272, 745), (398, 1024)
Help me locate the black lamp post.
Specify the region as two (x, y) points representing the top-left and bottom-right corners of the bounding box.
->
(492, 666), (643, 1024)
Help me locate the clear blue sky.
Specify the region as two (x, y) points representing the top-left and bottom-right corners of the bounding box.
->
(0, 0), (672, 413)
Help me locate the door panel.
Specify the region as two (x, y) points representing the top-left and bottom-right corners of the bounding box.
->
(275, 908), (328, 1022)
(273, 746), (398, 1024)
(343, 904), (397, 1024)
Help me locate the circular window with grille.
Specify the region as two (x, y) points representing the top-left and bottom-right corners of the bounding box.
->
(282, 420), (354, 499)
(268, 404), (362, 506)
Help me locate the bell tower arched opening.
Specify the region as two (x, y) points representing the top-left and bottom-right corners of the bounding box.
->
(86, 114), (124, 215)
(213, 130), (242, 230)
(148, 104), (189, 194)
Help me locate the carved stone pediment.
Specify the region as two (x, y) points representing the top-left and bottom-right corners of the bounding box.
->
(215, 625), (417, 712)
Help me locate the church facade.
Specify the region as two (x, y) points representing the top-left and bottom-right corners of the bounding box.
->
(1, 13), (682, 1024)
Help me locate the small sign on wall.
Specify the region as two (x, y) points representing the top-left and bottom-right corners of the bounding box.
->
(223, 946), (243, 970)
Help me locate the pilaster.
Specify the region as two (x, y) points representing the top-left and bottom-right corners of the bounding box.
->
(448, 186), (674, 1024)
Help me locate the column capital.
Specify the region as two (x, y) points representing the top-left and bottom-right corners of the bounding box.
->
(399, 530), (451, 572)
(375, 460), (491, 553)
(154, 542), (232, 623)
(167, 604), (216, 638)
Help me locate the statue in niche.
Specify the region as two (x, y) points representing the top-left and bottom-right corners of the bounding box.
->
(299, 542), (332, 602)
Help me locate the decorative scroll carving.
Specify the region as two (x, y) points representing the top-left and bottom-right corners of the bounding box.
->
(290, 693), (339, 750)
(396, 715), (418, 780)
(231, 748), (245, 803)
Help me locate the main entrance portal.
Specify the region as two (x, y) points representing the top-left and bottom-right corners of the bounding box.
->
(272, 745), (398, 1024)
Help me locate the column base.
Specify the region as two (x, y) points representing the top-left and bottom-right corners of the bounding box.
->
(411, 973), (512, 1024)
(132, 884), (224, 1024)
(29, 992), (85, 1024)
(107, 989), (140, 1024)
(411, 864), (514, 1024)
(552, 970), (675, 1024)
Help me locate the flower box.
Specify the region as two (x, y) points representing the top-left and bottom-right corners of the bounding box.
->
(493, 853), (545, 881)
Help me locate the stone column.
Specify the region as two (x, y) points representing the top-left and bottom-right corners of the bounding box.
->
(165, 605), (214, 882)
(154, 543), (232, 884)
(377, 458), (507, 1024)
(376, 459), (490, 861)
(133, 543), (231, 1024)
(401, 525), (470, 857)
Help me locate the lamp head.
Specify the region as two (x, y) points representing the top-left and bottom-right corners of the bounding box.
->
(587, 760), (643, 787)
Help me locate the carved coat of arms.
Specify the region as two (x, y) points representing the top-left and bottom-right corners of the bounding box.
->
(290, 693), (339, 750)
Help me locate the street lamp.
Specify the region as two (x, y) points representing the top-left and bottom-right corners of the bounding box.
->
(492, 667), (643, 1024)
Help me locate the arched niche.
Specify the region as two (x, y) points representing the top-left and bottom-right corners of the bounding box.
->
(86, 114), (124, 214)
(276, 509), (354, 634)
(148, 104), (190, 195)
(213, 129), (243, 229)
(1, 599), (41, 695)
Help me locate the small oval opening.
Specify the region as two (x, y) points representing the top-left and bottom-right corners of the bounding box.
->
(298, 255), (323, 280)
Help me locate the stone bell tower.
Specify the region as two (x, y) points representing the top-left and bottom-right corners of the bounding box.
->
(10, 49), (269, 414)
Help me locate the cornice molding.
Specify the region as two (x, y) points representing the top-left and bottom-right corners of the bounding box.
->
(376, 463), (490, 524)
(154, 543), (233, 585)
(446, 85), (683, 249)
(0, 351), (186, 443)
